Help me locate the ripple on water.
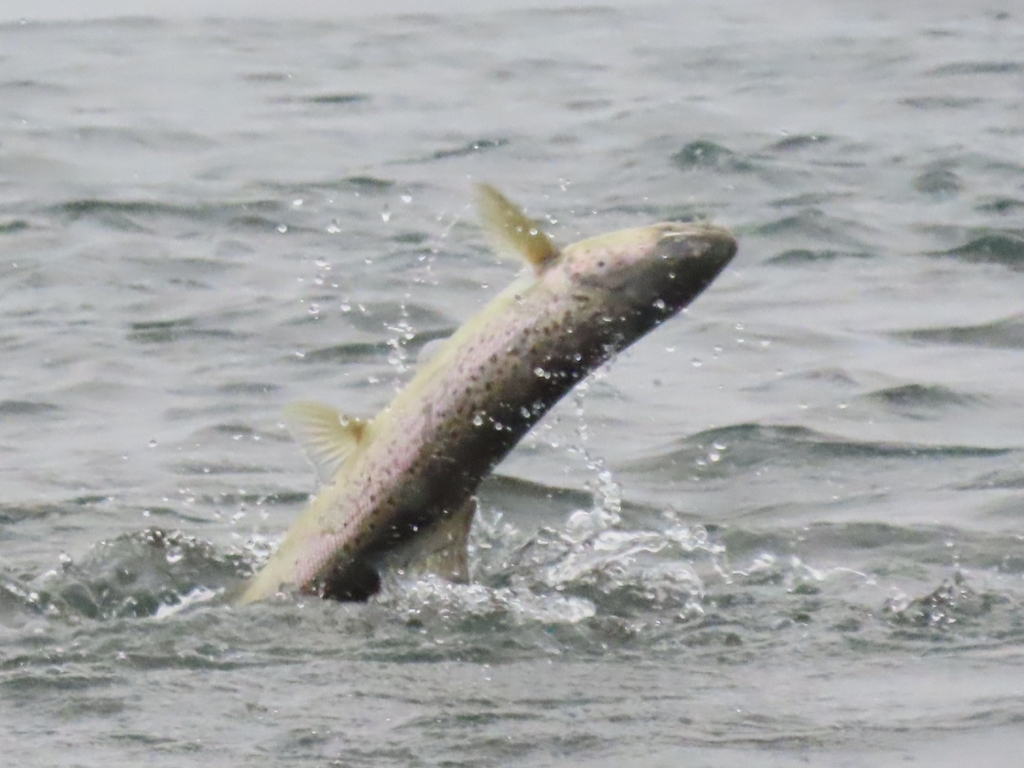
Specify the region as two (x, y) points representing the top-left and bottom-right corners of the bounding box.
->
(765, 248), (874, 265)
(671, 140), (756, 173)
(893, 314), (1024, 348)
(930, 231), (1024, 270)
(622, 423), (1007, 480)
(864, 383), (982, 412)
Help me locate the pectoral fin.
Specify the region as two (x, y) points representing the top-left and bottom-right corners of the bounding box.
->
(417, 497), (476, 583)
(283, 400), (366, 483)
(475, 183), (560, 274)
(380, 497), (476, 584)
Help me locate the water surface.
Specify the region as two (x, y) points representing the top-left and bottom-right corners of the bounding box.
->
(2, 3), (1024, 766)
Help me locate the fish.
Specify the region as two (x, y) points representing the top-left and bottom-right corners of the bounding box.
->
(238, 185), (736, 603)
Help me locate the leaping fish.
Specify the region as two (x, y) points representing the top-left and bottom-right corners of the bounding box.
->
(238, 185), (736, 603)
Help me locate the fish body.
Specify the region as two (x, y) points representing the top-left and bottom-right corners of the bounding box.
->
(239, 187), (736, 603)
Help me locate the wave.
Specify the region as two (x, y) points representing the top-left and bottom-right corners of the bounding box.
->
(622, 423), (1007, 478)
(893, 314), (1024, 349)
(930, 231), (1024, 270)
(671, 140), (755, 173)
(864, 383), (981, 410)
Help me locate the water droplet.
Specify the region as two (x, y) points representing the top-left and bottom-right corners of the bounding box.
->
(292, 198), (304, 208)
(381, 205), (392, 223)
(148, 439), (157, 448)
(400, 193), (412, 204)
(472, 413), (484, 427)
(277, 224), (288, 233)
(653, 299), (666, 310)
(326, 220), (341, 234)
(166, 546), (183, 564)
(340, 302), (351, 312)
(308, 303), (320, 316)
(691, 358), (703, 367)
(493, 422), (504, 431)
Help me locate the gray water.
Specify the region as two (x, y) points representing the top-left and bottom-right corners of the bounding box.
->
(2, 2), (1024, 766)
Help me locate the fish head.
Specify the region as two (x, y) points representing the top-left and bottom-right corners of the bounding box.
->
(563, 221), (737, 328)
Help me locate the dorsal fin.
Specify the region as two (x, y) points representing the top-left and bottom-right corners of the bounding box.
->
(475, 183), (560, 274)
(283, 401), (366, 483)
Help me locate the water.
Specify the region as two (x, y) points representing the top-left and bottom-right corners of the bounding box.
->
(2, 2), (1024, 765)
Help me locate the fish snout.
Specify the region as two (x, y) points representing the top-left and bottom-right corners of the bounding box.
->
(654, 222), (737, 294)
(582, 222), (736, 320)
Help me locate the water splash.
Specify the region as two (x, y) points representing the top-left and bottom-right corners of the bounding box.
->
(385, 300), (416, 373)
(23, 529), (250, 621)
